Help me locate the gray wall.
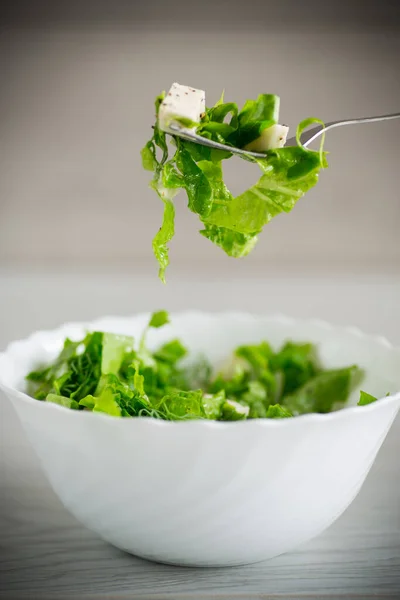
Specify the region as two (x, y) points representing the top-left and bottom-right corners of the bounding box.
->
(1, 1), (399, 276)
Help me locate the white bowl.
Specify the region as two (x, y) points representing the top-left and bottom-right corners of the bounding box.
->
(1, 312), (400, 567)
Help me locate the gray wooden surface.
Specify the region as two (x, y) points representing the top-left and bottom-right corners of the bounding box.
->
(1, 270), (400, 599)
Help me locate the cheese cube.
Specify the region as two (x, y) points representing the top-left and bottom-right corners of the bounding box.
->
(158, 82), (205, 133)
(244, 124), (289, 151)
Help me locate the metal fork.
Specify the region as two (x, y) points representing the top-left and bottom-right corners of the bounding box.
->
(168, 112), (400, 159)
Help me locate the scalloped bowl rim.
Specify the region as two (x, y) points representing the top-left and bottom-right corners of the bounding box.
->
(1, 311), (399, 429)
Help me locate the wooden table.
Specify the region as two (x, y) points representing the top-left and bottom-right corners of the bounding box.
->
(1, 269), (399, 599)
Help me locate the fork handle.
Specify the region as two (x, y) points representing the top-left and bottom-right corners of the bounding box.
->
(299, 112), (400, 148)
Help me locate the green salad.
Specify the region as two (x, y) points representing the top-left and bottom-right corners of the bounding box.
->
(142, 85), (327, 282)
(26, 311), (378, 420)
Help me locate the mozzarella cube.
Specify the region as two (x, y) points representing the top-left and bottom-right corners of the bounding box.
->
(158, 83), (205, 133)
(244, 124), (289, 152)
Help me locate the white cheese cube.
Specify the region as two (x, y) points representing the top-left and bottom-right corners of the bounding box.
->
(244, 124), (289, 151)
(158, 82), (205, 133)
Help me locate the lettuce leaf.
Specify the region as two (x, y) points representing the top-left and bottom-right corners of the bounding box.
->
(283, 366), (363, 415)
(200, 225), (258, 258)
(101, 333), (134, 375)
(152, 196), (175, 284)
(27, 311), (380, 421)
(149, 310), (170, 329)
(202, 390), (226, 419)
(142, 90), (327, 281)
(229, 93), (280, 148)
(242, 380), (269, 418)
(265, 404), (293, 419)
(358, 390), (378, 406)
(46, 393), (79, 410)
(27, 333), (103, 401)
(81, 388), (122, 417)
(155, 390), (205, 420)
(220, 399), (250, 421)
(270, 341), (320, 396)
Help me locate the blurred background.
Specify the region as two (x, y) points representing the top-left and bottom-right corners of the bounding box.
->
(0, 0), (399, 340)
(1, 0), (399, 272)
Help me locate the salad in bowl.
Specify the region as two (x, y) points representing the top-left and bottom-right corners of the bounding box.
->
(1, 84), (398, 567)
(0, 312), (399, 566)
(23, 310), (384, 420)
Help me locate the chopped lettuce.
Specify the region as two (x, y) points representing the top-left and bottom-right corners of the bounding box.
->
(155, 390), (205, 420)
(82, 388), (122, 417)
(202, 390), (226, 420)
(148, 310), (170, 328)
(358, 390), (379, 406)
(270, 341), (320, 396)
(265, 404), (293, 419)
(220, 399), (250, 421)
(142, 90), (327, 281)
(27, 333), (103, 401)
(26, 311), (381, 421)
(46, 394), (79, 410)
(283, 366), (363, 415)
(101, 334), (134, 375)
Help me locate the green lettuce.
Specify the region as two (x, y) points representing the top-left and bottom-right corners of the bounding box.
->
(220, 399), (250, 421)
(270, 341), (320, 396)
(142, 91), (327, 281)
(265, 404), (293, 419)
(27, 311), (380, 421)
(46, 394), (79, 410)
(283, 366), (363, 415)
(358, 390), (378, 406)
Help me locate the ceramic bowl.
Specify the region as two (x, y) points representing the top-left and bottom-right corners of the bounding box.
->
(1, 312), (399, 567)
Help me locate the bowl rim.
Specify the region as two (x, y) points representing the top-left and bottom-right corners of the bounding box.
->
(1, 311), (400, 428)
